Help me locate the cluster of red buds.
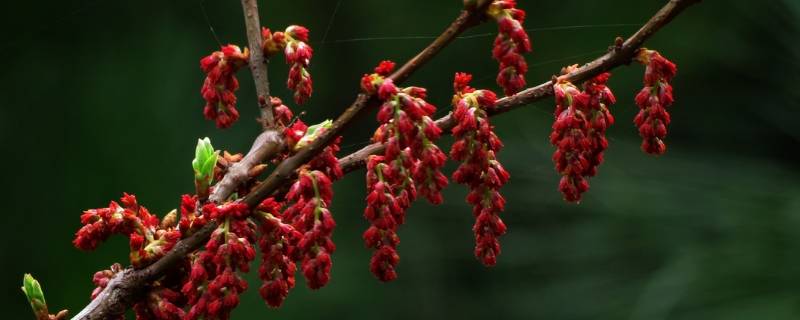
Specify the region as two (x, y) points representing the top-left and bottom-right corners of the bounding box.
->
(182, 202), (255, 320)
(450, 72), (509, 266)
(634, 49), (677, 155)
(282, 169), (336, 289)
(200, 45), (250, 128)
(270, 96), (294, 127)
(255, 198), (300, 308)
(262, 25), (314, 104)
(279, 117), (342, 290)
(486, 0), (531, 95)
(73, 193), (181, 268)
(550, 68), (616, 202)
(133, 286), (186, 320)
(361, 60), (447, 281)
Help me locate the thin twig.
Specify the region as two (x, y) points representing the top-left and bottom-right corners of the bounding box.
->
(241, 0), (274, 129)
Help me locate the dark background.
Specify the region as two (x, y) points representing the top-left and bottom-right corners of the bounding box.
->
(2, 0), (799, 319)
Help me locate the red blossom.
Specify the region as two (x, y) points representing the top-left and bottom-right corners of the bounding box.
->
(361, 60), (395, 94)
(262, 25), (314, 104)
(361, 61), (447, 280)
(635, 49), (677, 155)
(133, 287), (186, 320)
(551, 78), (592, 202)
(200, 45), (249, 129)
(270, 97), (294, 127)
(182, 202), (256, 320)
(282, 170), (337, 289)
(487, 0), (531, 95)
(450, 73), (508, 266)
(582, 72), (616, 177)
(73, 194), (182, 268)
(255, 198), (300, 308)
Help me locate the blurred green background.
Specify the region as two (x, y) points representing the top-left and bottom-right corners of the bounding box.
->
(2, 0), (799, 319)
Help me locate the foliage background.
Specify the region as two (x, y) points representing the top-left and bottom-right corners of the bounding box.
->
(1, 0), (799, 319)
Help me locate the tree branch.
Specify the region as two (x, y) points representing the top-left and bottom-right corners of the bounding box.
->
(339, 0), (700, 173)
(241, 0), (275, 129)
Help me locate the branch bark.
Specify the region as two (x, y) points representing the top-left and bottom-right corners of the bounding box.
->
(241, 0), (274, 129)
(70, 1), (698, 318)
(209, 130), (284, 203)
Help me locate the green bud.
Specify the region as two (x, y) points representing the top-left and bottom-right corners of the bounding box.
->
(192, 137), (218, 185)
(295, 120), (333, 150)
(22, 274), (47, 314)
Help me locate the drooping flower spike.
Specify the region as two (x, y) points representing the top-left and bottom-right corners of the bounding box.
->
(634, 49), (677, 155)
(282, 169), (337, 289)
(486, 0), (531, 96)
(263, 25), (314, 104)
(255, 198), (300, 308)
(200, 45), (250, 129)
(582, 72), (616, 177)
(182, 202), (255, 320)
(361, 61), (447, 281)
(450, 72), (509, 267)
(278, 120), (342, 290)
(550, 68), (617, 203)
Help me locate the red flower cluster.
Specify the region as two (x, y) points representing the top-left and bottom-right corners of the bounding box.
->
(133, 287), (186, 320)
(262, 25), (314, 104)
(363, 155), (402, 281)
(634, 49), (677, 155)
(200, 45), (249, 128)
(182, 202), (255, 320)
(550, 71), (617, 202)
(255, 198), (300, 308)
(271, 96), (294, 127)
(450, 72), (509, 267)
(487, 0), (531, 95)
(583, 73), (617, 177)
(179, 194), (206, 235)
(73, 193), (181, 268)
(255, 118), (342, 303)
(282, 170), (336, 289)
(361, 61), (447, 280)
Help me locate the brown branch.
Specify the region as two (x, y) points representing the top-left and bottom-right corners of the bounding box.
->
(340, 0), (700, 174)
(209, 130), (284, 203)
(241, 0), (274, 129)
